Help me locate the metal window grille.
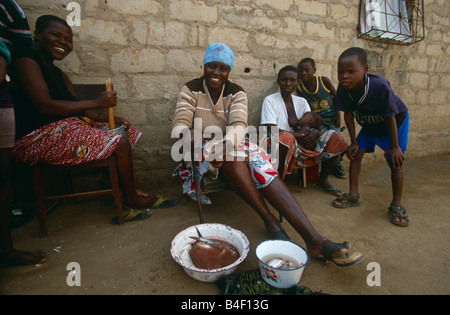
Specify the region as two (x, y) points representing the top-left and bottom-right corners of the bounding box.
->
(358, 0), (425, 45)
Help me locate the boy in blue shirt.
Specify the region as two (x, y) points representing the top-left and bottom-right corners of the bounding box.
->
(332, 47), (410, 227)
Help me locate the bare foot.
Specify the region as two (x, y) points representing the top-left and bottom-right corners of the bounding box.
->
(0, 249), (48, 266)
(136, 189), (149, 197)
(125, 194), (159, 209)
(315, 179), (342, 197)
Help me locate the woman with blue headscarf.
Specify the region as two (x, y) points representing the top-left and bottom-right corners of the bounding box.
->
(171, 43), (363, 266)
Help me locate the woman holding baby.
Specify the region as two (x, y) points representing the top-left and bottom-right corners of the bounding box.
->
(261, 66), (348, 196)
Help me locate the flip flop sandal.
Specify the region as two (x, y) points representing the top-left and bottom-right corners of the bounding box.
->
(109, 208), (152, 225)
(150, 195), (178, 209)
(388, 205), (409, 227)
(315, 242), (364, 267)
(331, 193), (360, 208)
(268, 229), (290, 240)
(316, 184), (343, 197)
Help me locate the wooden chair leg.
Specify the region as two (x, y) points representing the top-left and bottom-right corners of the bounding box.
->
(295, 167), (307, 188)
(108, 158), (124, 224)
(31, 166), (48, 237)
(302, 167), (307, 188)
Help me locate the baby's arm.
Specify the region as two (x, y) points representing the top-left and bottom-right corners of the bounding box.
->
(298, 124), (311, 135)
(295, 124), (318, 150)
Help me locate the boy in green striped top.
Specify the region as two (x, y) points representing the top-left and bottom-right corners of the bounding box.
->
(297, 57), (346, 179)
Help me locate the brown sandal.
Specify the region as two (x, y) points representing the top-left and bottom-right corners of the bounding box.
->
(332, 193), (360, 208)
(389, 205), (409, 227)
(315, 242), (363, 267)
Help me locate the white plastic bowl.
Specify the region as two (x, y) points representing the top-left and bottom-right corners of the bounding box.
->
(255, 240), (309, 289)
(170, 223), (249, 282)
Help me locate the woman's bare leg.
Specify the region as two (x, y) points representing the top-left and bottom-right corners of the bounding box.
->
(261, 177), (348, 257)
(113, 138), (158, 208)
(317, 156), (338, 187)
(221, 160), (348, 258)
(221, 160), (281, 233)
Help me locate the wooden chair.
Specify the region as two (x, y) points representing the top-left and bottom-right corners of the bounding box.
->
(31, 84), (124, 237)
(32, 156), (123, 237)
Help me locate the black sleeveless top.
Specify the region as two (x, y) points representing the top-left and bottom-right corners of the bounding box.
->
(10, 46), (81, 139)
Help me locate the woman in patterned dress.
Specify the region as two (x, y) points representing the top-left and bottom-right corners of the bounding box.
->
(9, 15), (164, 210)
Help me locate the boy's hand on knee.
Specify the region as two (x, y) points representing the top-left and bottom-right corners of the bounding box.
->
(385, 147), (405, 168)
(346, 143), (359, 160)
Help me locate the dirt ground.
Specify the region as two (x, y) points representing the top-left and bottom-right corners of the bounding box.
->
(1, 154), (449, 295)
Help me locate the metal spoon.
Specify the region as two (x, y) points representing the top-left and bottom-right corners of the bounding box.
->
(189, 226), (215, 244)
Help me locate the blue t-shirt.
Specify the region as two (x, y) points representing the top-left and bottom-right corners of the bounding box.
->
(335, 74), (408, 136)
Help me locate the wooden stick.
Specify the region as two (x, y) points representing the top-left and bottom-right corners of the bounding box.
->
(105, 78), (115, 130)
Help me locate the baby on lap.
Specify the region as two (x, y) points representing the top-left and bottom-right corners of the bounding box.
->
(297, 112), (322, 150)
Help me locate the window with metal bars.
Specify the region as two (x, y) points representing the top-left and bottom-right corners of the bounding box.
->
(358, 0), (425, 45)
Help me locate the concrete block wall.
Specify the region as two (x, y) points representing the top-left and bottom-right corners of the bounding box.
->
(18, 0), (450, 190)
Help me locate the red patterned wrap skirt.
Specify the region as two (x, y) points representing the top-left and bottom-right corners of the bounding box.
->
(12, 116), (141, 166)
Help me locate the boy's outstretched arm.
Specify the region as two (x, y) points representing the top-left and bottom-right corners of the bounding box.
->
(384, 116), (405, 168)
(344, 111), (358, 160)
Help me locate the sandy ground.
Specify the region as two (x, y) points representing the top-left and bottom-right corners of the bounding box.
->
(1, 154), (449, 295)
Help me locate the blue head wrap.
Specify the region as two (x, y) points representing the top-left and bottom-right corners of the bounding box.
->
(203, 43), (234, 70)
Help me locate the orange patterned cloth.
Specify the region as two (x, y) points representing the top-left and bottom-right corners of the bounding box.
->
(279, 130), (348, 180)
